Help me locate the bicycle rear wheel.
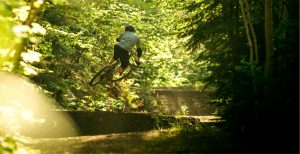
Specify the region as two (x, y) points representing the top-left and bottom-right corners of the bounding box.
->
(111, 64), (133, 82)
(89, 66), (111, 86)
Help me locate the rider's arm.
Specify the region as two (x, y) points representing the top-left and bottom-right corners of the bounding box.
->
(116, 32), (125, 42)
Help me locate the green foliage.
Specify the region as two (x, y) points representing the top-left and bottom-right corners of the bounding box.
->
(177, 0), (298, 151)
(0, 134), (18, 154)
(175, 105), (189, 116)
(30, 0), (117, 110)
(1, 0), (298, 152)
(175, 0), (251, 130)
(25, 0), (200, 111)
(0, 0), (202, 113)
(0, 0), (53, 74)
(0, 133), (39, 154)
(0, 0), (27, 71)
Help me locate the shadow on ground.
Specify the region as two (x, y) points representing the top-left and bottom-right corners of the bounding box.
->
(28, 125), (244, 153)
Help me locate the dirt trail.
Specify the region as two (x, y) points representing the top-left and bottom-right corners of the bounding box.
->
(26, 89), (244, 153)
(28, 127), (242, 153)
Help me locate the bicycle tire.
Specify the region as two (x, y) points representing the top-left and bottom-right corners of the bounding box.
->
(89, 66), (111, 86)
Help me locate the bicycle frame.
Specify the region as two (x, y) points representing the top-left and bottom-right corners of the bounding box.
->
(89, 53), (138, 86)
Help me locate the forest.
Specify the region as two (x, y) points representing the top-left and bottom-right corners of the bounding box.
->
(0, 0), (298, 153)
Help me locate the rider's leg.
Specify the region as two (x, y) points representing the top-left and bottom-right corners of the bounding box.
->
(111, 44), (120, 66)
(115, 66), (124, 74)
(112, 44), (129, 75)
(115, 51), (129, 75)
(115, 59), (129, 75)
(109, 58), (116, 65)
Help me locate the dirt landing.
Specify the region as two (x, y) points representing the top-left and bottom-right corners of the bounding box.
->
(28, 127), (242, 153)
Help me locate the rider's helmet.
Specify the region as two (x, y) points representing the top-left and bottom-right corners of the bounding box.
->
(125, 25), (135, 32)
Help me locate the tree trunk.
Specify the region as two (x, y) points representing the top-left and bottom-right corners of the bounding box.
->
(264, 0), (273, 76)
(244, 0), (258, 62)
(239, 0), (259, 64)
(239, 0), (254, 63)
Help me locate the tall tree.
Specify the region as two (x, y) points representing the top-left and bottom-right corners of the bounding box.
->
(264, 0), (273, 76)
(175, 0), (298, 151)
(239, 0), (258, 64)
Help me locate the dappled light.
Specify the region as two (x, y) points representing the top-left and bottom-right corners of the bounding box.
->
(0, 72), (78, 137)
(0, 0), (298, 153)
(29, 128), (239, 153)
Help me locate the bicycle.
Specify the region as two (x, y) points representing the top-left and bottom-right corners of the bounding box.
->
(89, 54), (139, 86)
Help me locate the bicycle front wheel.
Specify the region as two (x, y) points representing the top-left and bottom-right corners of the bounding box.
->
(89, 66), (111, 86)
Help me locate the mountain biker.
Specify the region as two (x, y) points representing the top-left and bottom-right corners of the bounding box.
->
(109, 25), (142, 74)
